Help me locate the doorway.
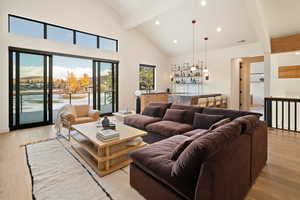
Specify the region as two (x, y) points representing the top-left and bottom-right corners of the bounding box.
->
(239, 56), (264, 113)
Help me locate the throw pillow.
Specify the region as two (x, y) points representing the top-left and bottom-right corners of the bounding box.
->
(193, 113), (224, 130)
(208, 118), (231, 131)
(142, 106), (161, 117)
(163, 109), (186, 123)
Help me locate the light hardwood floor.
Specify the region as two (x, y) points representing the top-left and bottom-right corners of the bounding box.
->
(0, 126), (300, 200)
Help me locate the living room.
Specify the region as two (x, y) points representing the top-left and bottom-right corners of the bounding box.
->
(0, 0), (300, 200)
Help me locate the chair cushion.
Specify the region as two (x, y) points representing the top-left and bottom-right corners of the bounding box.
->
(202, 107), (262, 120)
(208, 118), (231, 131)
(148, 102), (172, 118)
(163, 109), (186, 123)
(170, 104), (204, 125)
(73, 117), (95, 125)
(74, 105), (90, 117)
(130, 135), (197, 200)
(124, 114), (161, 130)
(142, 106), (161, 117)
(172, 121), (242, 178)
(193, 113), (224, 129)
(146, 121), (193, 137)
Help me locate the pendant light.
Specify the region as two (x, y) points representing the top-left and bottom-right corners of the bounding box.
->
(203, 37), (209, 80)
(191, 20), (197, 71)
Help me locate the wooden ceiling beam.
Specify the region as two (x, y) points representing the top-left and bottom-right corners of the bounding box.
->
(271, 33), (300, 54)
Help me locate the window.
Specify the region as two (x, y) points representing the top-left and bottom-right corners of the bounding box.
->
(8, 15), (118, 52)
(47, 25), (74, 44)
(9, 16), (44, 38)
(99, 37), (118, 52)
(139, 64), (155, 90)
(76, 32), (97, 48)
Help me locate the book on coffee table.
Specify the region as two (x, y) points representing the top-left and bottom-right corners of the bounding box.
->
(97, 129), (119, 141)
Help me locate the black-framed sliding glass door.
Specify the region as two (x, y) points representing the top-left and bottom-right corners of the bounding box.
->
(9, 50), (52, 130)
(9, 48), (119, 130)
(93, 61), (118, 114)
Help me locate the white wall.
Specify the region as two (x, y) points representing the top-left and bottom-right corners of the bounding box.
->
(250, 62), (264, 106)
(270, 53), (300, 97)
(269, 53), (300, 131)
(170, 42), (264, 108)
(0, 0), (170, 132)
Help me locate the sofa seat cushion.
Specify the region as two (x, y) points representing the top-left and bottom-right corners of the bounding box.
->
(130, 135), (197, 200)
(202, 107), (262, 120)
(146, 121), (193, 137)
(183, 129), (209, 137)
(124, 114), (161, 130)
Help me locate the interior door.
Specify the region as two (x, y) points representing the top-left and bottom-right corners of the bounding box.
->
(9, 50), (52, 130)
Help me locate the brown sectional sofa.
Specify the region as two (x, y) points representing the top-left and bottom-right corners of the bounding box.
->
(124, 103), (267, 200)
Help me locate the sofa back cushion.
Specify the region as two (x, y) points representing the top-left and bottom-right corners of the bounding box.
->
(149, 102), (172, 118)
(202, 107), (262, 120)
(170, 130), (209, 161)
(142, 106), (161, 117)
(74, 105), (89, 117)
(170, 104), (204, 125)
(163, 109), (186, 123)
(208, 118), (231, 131)
(171, 121), (241, 178)
(193, 113), (224, 130)
(233, 115), (260, 134)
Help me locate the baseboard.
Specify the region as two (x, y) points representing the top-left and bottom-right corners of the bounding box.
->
(0, 128), (9, 134)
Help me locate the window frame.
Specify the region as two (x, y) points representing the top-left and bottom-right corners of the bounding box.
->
(139, 64), (156, 91)
(8, 14), (118, 52)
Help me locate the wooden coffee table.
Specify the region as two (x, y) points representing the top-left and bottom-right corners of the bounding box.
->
(70, 122), (147, 177)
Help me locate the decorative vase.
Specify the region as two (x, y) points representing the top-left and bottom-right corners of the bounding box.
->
(102, 116), (110, 129)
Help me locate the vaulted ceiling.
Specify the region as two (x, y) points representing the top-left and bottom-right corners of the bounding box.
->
(103, 0), (300, 56)
(260, 0), (300, 38)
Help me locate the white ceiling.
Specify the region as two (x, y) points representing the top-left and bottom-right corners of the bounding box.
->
(260, 0), (300, 38)
(136, 0), (258, 56)
(102, 0), (300, 56)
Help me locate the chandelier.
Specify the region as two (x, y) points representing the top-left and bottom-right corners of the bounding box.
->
(191, 20), (209, 80)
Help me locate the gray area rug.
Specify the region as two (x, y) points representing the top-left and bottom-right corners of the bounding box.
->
(25, 138), (144, 200)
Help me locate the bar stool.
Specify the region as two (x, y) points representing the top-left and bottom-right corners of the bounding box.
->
(207, 97), (216, 107)
(221, 96), (227, 108)
(215, 96), (222, 107)
(198, 97), (208, 107)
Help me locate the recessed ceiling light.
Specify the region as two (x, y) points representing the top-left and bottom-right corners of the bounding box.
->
(173, 40), (178, 44)
(216, 27), (222, 32)
(296, 52), (300, 55)
(200, 0), (207, 7)
(237, 40), (246, 43)
(155, 20), (160, 25)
